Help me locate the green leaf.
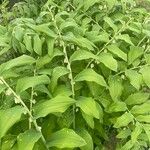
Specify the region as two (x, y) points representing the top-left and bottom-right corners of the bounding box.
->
(131, 122), (142, 144)
(26, 23), (57, 38)
(108, 76), (123, 101)
(98, 52), (118, 72)
(128, 46), (144, 65)
(136, 115), (150, 123)
(140, 66), (150, 88)
(104, 17), (117, 32)
(0, 55), (35, 74)
(0, 84), (6, 94)
(106, 101), (127, 113)
(143, 125), (150, 142)
(76, 97), (99, 119)
(114, 112), (133, 128)
(33, 34), (42, 55)
(13, 26), (25, 42)
(125, 92), (149, 105)
(76, 129), (93, 150)
(116, 34), (134, 46)
(83, 0), (99, 11)
(125, 70), (142, 90)
(120, 140), (133, 150)
(33, 95), (76, 118)
(23, 34), (33, 53)
(117, 128), (131, 139)
(47, 128), (86, 148)
(0, 106), (25, 139)
(16, 75), (50, 94)
(70, 49), (98, 62)
(46, 37), (55, 57)
(107, 44), (127, 61)
(17, 130), (41, 150)
(131, 102), (150, 114)
(74, 69), (107, 87)
(82, 112), (94, 129)
(145, 54), (150, 65)
(50, 66), (69, 92)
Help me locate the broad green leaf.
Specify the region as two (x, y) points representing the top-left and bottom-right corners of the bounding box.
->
(17, 130), (41, 150)
(70, 49), (98, 62)
(145, 54), (150, 64)
(0, 106), (25, 139)
(107, 44), (127, 61)
(13, 26), (25, 42)
(33, 34), (42, 55)
(105, 0), (116, 9)
(74, 69), (107, 87)
(0, 84), (6, 94)
(131, 122), (142, 144)
(143, 125), (150, 142)
(128, 46), (144, 65)
(106, 101), (127, 113)
(131, 102), (150, 114)
(108, 76), (123, 101)
(16, 75), (50, 94)
(23, 34), (33, 53)
(0, 55), (35, 74)
(136, 115), (150, 123)
(76, 97), (99, 119)
(98, 52), (118, 72)
(33, 95), (76, 118)
(120, 140), (133, 150)
(140, 66), (150, 88)
(76, 129), (93, 150)
(114, 112), (133, 128)
(125, 70), (142, 90)
(26, 23), (57, 38)
(47, 37), (55, 57)
(82, 112), (94, 129)
(116, 34), (134, 46)
(47, 128), (86, 148)
(104, 17), (117, 32)
(125, 92), (149, 105)
(50, 66), (69, 92)
(117, 128), (131, 139)
(83, 0), (99, 11)
(53, 85), (72, 97)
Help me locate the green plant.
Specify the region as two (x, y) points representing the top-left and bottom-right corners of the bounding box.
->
(0, 0), (150, 149)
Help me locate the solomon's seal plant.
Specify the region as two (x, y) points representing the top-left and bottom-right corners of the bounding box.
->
(0, 0), (150, 149)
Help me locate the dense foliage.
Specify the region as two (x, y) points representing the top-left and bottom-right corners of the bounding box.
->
(0, 0), (150, 149)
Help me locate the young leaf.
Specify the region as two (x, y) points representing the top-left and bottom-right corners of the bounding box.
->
(114, 112), (134, 128)
(33, 34), (42, 55)
(108, 76), (123, 101)
(16, 75), (50, 94)
(17, 130), (41, 150)
(76, 97), (99, 119)
(128, 46), (144, 65)
(140, 66), (150, 88)
(50, 66), (69, 92)
(106, 101), (127, 113)
(0, 106), (25, 139)
(125, 70), (142, 90)
(70, 49), (98, 62)
(131, 102), (150, 114)
(74, 69), (107, 87)
(33, 95), (76, 118)
(76, 129), (93, 150)
(47, 128), (86, 148)
(131, 122), (142, 144)
(125, 92), (149, 105)
(0, 55), (35, 74)
(23, 34), (33, 53)
(98, 52), (118, 72)
(116, 34), (134, 46)
(136, 115), (150, 123)
(107, 44), (127, 61)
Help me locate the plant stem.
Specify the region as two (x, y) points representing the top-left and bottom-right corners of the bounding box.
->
(0, 77), (48, 149)
(48, 7), (76, 129)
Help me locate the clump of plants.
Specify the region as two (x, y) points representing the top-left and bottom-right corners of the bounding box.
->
(0, 0), (150, 149)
